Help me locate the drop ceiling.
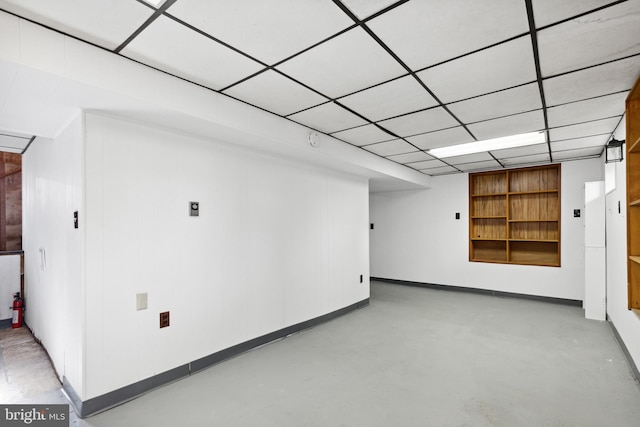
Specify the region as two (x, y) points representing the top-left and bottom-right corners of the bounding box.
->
(0, 0), (639, 175)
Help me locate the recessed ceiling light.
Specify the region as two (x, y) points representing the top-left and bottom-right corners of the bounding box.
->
(428, 131), (546, 159)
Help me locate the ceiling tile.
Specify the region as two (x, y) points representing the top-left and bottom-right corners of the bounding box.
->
(551, 134), (608, 151)
(0, 133), (30, 151)
(406, 126), (475, 150)
(446, 152), (494, 165)
(340, 0), (399, 20)
(331, 124), (395, 146)
(122, 16), (264, 90)
(288, 102), (367, 133)
(338, 75), (437, 122)
(406, 159), (447, 170)
(224, 70), (327, 116)
(363, 139), (416, 156)
(386, 151), (433, 164)
(549, 117), (621, 141)
(552, 147), (603, 160)
(492, 143), (549, 160)
(532, 0), (614, 28)
(468, 110), (545, 141)
(0, 0), (153, 50)
(547, 92), (626, 128)
(538, 1), (640, 77)
(501, 153), (551, 166)
(544, 56), (640, 106)
(456, 160), (502, 172)
(378, 108), (459, 138)
(447, 83), (542, 124)
(421, 165), (459, 176)
(276, 27), (406, 98)
(418, 36), (537, 103)
(367, 0), (529, 70)
(167, 0), (353, 65)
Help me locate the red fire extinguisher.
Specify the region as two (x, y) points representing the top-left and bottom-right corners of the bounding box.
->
(11, 292), (23, 328)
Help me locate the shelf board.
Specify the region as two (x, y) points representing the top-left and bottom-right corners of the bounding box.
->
(630, 198), (640, 207)
(508, 239), (558, 243)
(471, 193), (506, 197)
(471, 238), (507, 241)
(629, 135), (640, 153)
(508, 189), (559, 195)
(471, 216), (507, 219)
(629, 256), (640, 265)
(509, 219), (558, 222)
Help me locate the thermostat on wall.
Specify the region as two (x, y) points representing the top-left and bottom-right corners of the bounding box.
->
(190, 201), (199, 216)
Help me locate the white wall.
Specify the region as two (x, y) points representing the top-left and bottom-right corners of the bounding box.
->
(22, 113), (85, 394)
(605, 153), (640, 370)
(370, 159), (602, 300)
(83, 112), (369, 400)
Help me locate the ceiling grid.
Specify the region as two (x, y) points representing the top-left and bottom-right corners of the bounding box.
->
(0, 0), (637, 174)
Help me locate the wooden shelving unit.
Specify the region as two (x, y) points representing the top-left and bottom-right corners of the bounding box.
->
(626, 76), (640, 310)
(469, 164), (561, 266)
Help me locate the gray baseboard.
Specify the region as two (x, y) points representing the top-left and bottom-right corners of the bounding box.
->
(372, 277), (582, 307)
(607, 318), (640, 385)
(64, 297), (369, 418)
(0, 319), (12, 329)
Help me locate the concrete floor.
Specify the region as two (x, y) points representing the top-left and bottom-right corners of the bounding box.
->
(3, 281), (640, 426)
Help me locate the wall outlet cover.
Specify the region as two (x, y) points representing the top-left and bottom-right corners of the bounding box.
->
(160, 311), (170, 328)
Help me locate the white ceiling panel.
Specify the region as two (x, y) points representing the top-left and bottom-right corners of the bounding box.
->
(532, 0), (614, 28)
(445, 152), (494, 165)
(331, 124), (395, 146)
(501, 153), (551, 166)
(276, 27), (405, 98)
(288, 102), (367, 134)
(551, 135), (608, 151)
(448, 83), (542, 124)
(386, 151), (433, 164)
(406, 126), (475, 150)
(367, 0), (529, 70)
(544, 56), (640, 106)
(378, 107), (459, 138)
(547, 92), (627, 128)
(456, 160), (503, 172)
(0, 0), (153, 50)
(224, 70), (327, 116)
(538, 1), (640, 77)
(0, 132), (29, 151)
(363, 139), (416, 156)
(338, 75), (437, 122)
(418, 36), (537, 103)
(340, 0), (399, 20)
(549, 117), (620, 141)
(167, 0), (353, 65)
(421, 165), (459, 176)
(492, 143), (549, 160)
(468, 110), (545, 141)
(552, 147), (603, 160)
(122, 15), (264, 90)
(406, 159), (447, 170)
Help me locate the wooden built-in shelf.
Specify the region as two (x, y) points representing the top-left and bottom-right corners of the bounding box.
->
(626, 75), (640, 310)
(469, 164), (561, 266)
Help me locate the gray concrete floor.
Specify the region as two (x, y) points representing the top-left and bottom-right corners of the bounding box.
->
(3, 281), (640, 426)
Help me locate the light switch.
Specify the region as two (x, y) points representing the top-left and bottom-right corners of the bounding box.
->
(136, 293), (148, 310)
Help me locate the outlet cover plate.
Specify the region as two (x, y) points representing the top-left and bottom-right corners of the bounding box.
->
(160, 311), (170, 328)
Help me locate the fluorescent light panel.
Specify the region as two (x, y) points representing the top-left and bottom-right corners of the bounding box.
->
(428, 131), (546, 158)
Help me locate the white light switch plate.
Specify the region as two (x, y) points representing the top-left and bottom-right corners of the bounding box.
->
(136, 293), (148, 310)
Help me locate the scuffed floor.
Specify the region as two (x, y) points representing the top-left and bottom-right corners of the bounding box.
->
(0, 326), (61, 403)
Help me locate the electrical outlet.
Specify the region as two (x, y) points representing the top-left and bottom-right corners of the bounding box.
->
(160, 311), (170, 328)
(360, 274), (363, 283)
